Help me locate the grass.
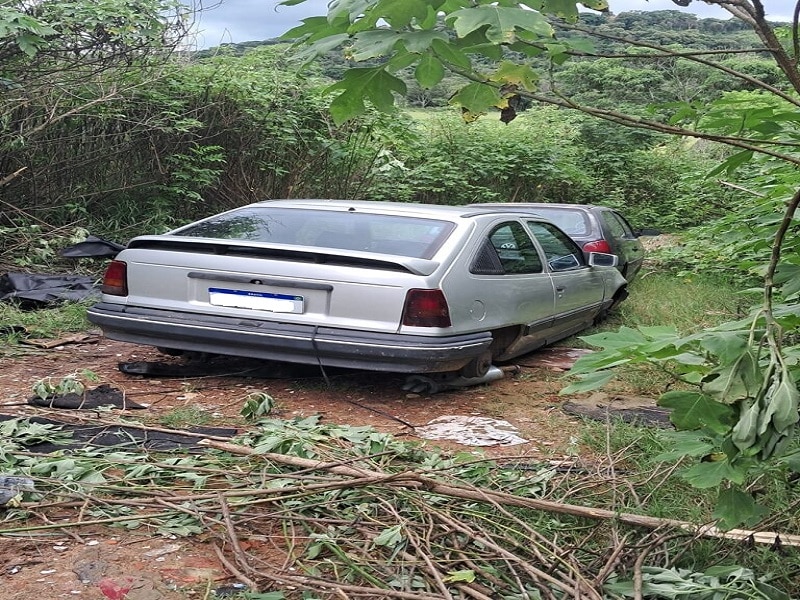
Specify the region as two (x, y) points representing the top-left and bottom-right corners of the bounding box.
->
(615, 271), (755, 332)
(158, 405), (212, 429)
(0, 300), (93, 357)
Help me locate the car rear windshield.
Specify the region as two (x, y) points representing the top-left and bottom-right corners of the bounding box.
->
(172, 207), (455, 259)
(530, 208), (590, 236)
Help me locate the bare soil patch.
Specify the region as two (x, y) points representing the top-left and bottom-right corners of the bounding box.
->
(0, 334), (616, 599)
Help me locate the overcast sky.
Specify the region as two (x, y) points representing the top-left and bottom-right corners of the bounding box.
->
(189, 0), (795, 49)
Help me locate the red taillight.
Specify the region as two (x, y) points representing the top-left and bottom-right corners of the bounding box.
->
(101, 260), (128, 296)
(583, 240), (612, 254)
(402, 289), (451, 328)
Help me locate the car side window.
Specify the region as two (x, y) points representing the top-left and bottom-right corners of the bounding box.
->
(603, 211), (635, 239)
(471, 222), (543, 275)
(526, 221), (586, 272)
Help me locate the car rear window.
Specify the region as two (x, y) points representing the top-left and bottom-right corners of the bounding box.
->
(529, 208), (590, 236)
(172, 207), (455, 259)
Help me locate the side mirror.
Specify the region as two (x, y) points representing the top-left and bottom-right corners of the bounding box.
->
(588, 252), (619, 268)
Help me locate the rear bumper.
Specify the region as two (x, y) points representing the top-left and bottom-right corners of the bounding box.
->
(87, 303), (493, 374)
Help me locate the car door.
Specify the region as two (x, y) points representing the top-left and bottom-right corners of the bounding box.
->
(525, 220), (607, 336)
(465, 221), (558, 357)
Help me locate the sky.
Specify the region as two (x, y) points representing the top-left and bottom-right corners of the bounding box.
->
(189, 0), (796, 49)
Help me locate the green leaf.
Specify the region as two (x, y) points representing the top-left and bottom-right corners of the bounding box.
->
(682, 459), (747, 488)
(449, 82), (501, 113)
(415, 52), (445, 88)
(658, 391), (735, 433)
(489, 61), (539, 91)
(541, 0), (579, 21)
(699, 331), (749, 364)
(449, 6), (553, 44)
(351, 30), (403, 60)
(655, 430), (716, 461)
(705, 150), (754, 177)
(560, 370), (615, 395)
(326, 67), (407, 124)
(370, 0), (430, 28)
(579, 326), (649, 350)
(431, 37), (472, 69)
(713, 487), (767, 530)
(761, 371), (800, 433)
(399, 30), (449, 53)
(444, 569), (476, 583)
(774, 263), (800, 298)
(730, 398), (760, 452)
(373, 523), (404, 547)
(701, 349), (761, 403)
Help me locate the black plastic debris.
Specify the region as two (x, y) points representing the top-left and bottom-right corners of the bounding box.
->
(28, 384), (147, 410)
(0, 414), (237, 453)
(119, 356), (328, 379)
(59, 235), (126, 259)
(0, 272), (99, 307)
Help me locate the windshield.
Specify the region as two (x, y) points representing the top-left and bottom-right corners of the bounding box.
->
(172, 207), (455, 260)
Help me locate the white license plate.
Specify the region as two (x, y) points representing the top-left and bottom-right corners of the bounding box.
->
(208, 288), (304, 313)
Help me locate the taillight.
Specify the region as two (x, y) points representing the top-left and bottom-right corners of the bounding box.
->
(402, 289), (451, 327)
(101, 260), (128, 296)
(583, 240), (612, 254)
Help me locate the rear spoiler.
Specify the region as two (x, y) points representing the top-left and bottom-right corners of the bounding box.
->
(127, 237), (441, 276)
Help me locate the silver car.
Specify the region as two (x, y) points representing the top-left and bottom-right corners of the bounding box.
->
(87, 200), (628, 378)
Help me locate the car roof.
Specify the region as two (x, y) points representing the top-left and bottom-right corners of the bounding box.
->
(471, 202), (604, 213)
(253, 199), (554, 220)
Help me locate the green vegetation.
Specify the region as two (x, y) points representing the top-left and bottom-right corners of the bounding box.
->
(2, 411), (798, 599)
(158, 405), (212, 429)
(4, 0), (800, 597)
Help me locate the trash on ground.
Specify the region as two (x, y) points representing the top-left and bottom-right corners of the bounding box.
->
(0, 475), (35, 506)
(0, 414), (237, 452)
(414, 415), (529, 446)
(28, 384), (147, 410)
(0, 272), (99, 307)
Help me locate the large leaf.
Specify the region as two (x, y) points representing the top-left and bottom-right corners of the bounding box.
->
(701, 349), (761, 403)
(654, 430), (716, 461)
(698, 331), (749, 364)
(489, 61), (539, 91)
(658, 391), (735, 433)
(357, 0), (430, 29)
(415, 52), (445, 88)
(682, 459), (747, 488)
(399, 30), (449, 54)
(449, 82), (501, 113)
(713, 487), (767, 530)
(579, 326), (650, 350)
(431, 37), (472, 69)
(351, 30), (403, 60)
(326, 67), (407, 124)
(560, 370), (615, 395)
(774, 263), (800, 298)
(448, 6), (553, 44)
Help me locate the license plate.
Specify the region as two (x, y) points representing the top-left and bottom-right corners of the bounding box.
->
(208, 288), (304, 313)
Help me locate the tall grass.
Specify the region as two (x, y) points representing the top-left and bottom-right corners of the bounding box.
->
(615, 271), (755, 332)
(0, 300), (92, 355)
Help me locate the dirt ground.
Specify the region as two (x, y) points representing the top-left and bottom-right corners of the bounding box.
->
(0, 333), (640, 599)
